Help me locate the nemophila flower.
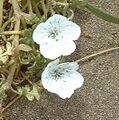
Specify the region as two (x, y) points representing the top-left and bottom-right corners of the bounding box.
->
(33, 14), (81, 59)
(41, 59), (84, 99)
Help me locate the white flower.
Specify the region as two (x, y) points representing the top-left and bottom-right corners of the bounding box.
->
(33, 14), (81, 59)
(41, 59), (84, 99)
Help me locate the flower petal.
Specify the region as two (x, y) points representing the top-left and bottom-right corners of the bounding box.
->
(64, 72), (84, 89)
(55, 85), (74, 99)
(60, 40), (76, 56)
(42, 75), (74, 99)
(61, 21), (81, 41)
(40, 40), (76, 59)
(45, 14), (68, 28)
(58, 62), (79, 72)
(32, 23), (50, 44)
(42, 59), (59, 76)
(40, 41), (62, 59)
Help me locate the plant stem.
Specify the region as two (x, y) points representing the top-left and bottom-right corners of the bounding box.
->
(0, 31), (23, 35)
(28, 0), (33, 14)
(0, 0), (3, 28)
(0, 63), (17, 91)
(76, 47), (119, 63)
(7, 63), (17, 85)
(68, 9), (74, 20)
(12, 0), (21, 46)
(2, 95), (21, 112)
(12, 0), (21, 14)
(22, 1), (29, 12)
(20, 17), (27, 29)
(11, 0), (21, 84)
(41, 0), (48, 19)
(13, 18), (20, 47)
(46, 0), (55, 15)
(32, 0), (41, 18)
(10, 87), (20, 94)
(56, 2), (68, 6)
(1, 17), (14, 31)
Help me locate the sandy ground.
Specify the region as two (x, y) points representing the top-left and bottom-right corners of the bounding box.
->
(5, 0), (119, 120)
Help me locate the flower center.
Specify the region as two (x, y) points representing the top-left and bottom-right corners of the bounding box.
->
(50, 69), (63, 80)
(48, 28), (59, 40)
(51, 67), (70, 80)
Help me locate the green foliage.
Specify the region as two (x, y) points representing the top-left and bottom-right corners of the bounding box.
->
(70, 0), (87, 9)
(85, 3), (119, 24)
(1, 0), (119, 115)
(20, 27), (35, 45)
(0, 78), (8, 101)
(19, 52), (34, 64)
(17, 84), (40, 101)
(0, 90), (7, 101)
(27, 54), (50, 78)
(70, 0), (119, 24)
(25, 14), (40, 25)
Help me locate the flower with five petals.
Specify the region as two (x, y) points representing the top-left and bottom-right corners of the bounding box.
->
(33, 14), (81, 59)
(41, 59), (84, 99)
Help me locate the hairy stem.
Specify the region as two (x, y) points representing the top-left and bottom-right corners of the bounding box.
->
(76, 47), (119, 63)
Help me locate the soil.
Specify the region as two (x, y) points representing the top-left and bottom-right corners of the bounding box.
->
(4, 0), (119, 120)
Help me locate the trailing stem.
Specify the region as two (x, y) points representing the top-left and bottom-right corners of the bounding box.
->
(76, 47), (119, 63)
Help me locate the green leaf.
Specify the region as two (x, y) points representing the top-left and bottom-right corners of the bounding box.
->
(17, 84), (41, 101)
(0, 77), (7, 101)
(70, 0), (119, 24)
(30, 84), (40, 100)
(19, 52), (35, 65)
(0, 90), (7, 101)
(85, 3), (119, 24)
(27, 54), (50, 78)
(25, 14), (40, 25)
(20, 27), (35, 45)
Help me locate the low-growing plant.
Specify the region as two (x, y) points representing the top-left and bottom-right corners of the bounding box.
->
(0, 0), (119, 119)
